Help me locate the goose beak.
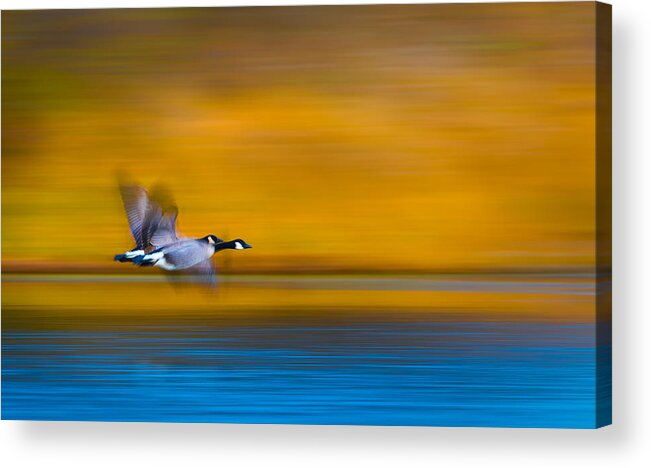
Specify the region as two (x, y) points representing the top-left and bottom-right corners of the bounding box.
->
(242, 242), (252, 249)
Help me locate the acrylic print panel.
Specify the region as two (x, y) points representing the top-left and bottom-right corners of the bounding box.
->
(1, 2), (611, 428)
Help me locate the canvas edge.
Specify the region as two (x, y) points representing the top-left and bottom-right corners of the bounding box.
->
(595, 0), (612, 429)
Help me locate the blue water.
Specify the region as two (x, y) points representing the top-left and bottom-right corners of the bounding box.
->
(2, 316), (601, 427)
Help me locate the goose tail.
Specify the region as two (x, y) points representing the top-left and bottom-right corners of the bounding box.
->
(114, 249), (145, 263)
(132, 251), (164, 267)
(132, 255), (155, 267)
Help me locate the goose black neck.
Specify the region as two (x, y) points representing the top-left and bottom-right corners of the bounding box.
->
(214, 240), (238, 252)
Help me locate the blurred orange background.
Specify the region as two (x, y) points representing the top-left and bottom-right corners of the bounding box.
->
(2, 3), (597, 274)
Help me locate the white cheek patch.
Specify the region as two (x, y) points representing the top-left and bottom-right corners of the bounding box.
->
(125, 249), (144, 258)
(235, 242), (244, 250)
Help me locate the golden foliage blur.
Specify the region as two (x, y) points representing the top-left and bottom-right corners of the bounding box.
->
(2, 3), (597, 273)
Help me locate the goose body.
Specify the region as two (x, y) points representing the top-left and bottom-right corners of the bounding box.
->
(133, 238), (251, 271)
(114, 182), (251, 283)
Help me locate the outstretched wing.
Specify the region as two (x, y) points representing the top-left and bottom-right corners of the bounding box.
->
(185, 259), (217, 286)
(143, 184), (178, 248)
(149, 206), (179, 248)
(119, 182), (179, 251)
(164, 259), (217, 287)
(119, 184), (150, 250)
(140, 203), (163, 250)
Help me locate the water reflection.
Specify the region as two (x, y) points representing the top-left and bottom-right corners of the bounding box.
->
(2, 278), (602, 427)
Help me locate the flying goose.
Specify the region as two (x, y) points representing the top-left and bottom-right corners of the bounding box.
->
(114, 182), (251, 283)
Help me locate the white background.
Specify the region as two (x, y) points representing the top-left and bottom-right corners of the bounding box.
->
(0, 0), (649, 466)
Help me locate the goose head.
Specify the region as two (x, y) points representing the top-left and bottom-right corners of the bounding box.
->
(229, 238), (252, 250)
(213, 238), (253, 251)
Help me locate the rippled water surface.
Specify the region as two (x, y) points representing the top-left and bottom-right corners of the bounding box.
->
(2, 276), (605, 427)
